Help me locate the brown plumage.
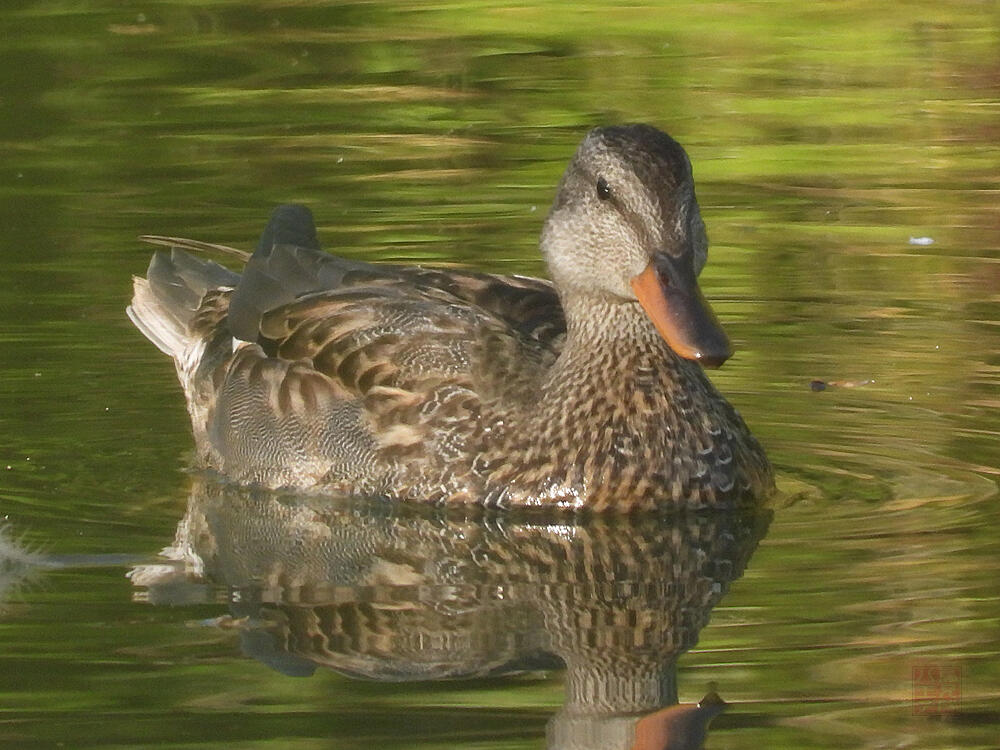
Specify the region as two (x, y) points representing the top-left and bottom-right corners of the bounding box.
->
(128, 124), (772, 510)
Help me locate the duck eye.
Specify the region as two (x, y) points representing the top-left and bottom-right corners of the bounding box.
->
(596, 177), (611, 201)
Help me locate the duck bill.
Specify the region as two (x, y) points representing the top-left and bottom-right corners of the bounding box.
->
(630, 254), (732, 368)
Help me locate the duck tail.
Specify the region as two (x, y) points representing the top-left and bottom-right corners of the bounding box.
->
(127, 249), (241, 359)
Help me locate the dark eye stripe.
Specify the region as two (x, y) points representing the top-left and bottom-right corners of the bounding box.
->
(596, 177), (611, 201)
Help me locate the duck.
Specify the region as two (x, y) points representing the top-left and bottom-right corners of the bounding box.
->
(128, 124), (772, 511)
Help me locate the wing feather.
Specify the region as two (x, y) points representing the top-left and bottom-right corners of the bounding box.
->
(167, 237), (565, 496)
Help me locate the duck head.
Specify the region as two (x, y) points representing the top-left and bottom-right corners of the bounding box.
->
(541, 124), (731, 368)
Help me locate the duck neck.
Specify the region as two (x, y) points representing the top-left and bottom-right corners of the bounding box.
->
(501, 289), (732, 509)
(552, 292), (687, 383)
(533, 290), (715, 451)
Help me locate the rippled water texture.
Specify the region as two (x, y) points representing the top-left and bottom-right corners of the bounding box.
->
(1, 3), (998, 748)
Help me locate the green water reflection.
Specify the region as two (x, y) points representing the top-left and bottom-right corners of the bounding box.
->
(1, 1), (998, 748)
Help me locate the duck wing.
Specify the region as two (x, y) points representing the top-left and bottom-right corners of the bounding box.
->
(162, 205), (565, 497)
(226, 204), (564, 350)
(203, 261), (563, 496)
(247, 251), (565, 403)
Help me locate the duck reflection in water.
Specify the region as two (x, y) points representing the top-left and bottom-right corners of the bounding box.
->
(131, 480), (770, 750)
